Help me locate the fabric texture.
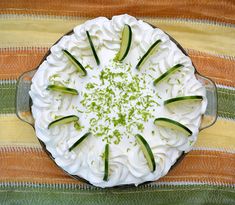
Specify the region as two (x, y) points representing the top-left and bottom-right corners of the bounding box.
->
(0, 0), (235, 204)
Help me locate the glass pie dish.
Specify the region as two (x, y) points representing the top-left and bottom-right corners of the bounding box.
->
(15, 27), (218, 184)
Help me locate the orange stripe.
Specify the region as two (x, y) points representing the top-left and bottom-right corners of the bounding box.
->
(159, 150), (235, 185)
(189, 50), (235, 87)
(0, 148), (234, 185)
(0, 148), (83, 184)
(0, 0), (235, 25)
(0, 48), (47, 80)
(1, 48), (235, 87)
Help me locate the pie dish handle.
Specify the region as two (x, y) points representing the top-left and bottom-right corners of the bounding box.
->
(196, 73), (218, 131)
(15, 69), (37, 127)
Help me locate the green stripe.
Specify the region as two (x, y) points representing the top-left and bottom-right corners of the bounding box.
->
(217, 87), (235, 119)
(0, 82), (235, 120)
(0, 184), (234, 205)
(0, 82), (16, 114)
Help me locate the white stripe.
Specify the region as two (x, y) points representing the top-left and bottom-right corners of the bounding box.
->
(0, 113), (17, 117)
(186, 48), (235, 61)
(0, 79), (17, 85)
(217, 116), (235, 122)
(0, 13), (86, 21)
(146, 181), (235, 188)
(0, 181), (97, 190)
(217, 84), (235, 91)
(147, 17), (235, 28)
(0, 46), (48, 52)
(0, 145), (42, 152)
(0, 13), (235, 28)
(0, 181), (234, 190)
(192, 146), (235, 154)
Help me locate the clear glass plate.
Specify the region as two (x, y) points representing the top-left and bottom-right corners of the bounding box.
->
(15, 27), (218, 184)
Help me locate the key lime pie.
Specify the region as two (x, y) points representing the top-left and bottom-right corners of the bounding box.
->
(29, 14), (207, 187)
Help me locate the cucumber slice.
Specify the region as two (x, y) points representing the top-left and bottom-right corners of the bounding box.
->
(69, 132), (91, 152)
(164, 95), (203, 106)
(136, 39), (162, 70)
(136, 134), (156, 172)
(115, 24), (132, 61)
(62, 49), (87, 76)
(153, 64), (183, 85)
(103, 143), (109, 181)
(48, 115), (79, 129)
(47, 85), (78, 95)
(86, 31), (100, 65)
(154, 117), (192, 136)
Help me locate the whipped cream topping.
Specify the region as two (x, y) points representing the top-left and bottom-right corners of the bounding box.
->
(30, 14), (207, 187)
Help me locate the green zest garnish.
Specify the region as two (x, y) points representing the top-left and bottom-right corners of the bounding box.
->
(74, 121), (84, 131)
(86, 31), (100, 65)
(136, 134), (156, 172)
(69, 132), (91, 151)
(154, 117), (192, 136)
(62, 49), (87, 76)
(115, 24), (132, 61)
(47, 85), (78, 95)
(136, 39), (162, 70)
(103, 143), (109, 181)
(80, 62), (159, 144)
(48, 115), (79, 129)
(153, 64), (183, 85)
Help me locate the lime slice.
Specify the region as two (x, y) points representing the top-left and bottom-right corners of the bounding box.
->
(48, 115), (79, 129)
(62, 49), (87, 76)
(153, 64), (183, 85)
(103, 143), (109, 181)
(69, 132), (91, 152)
(86, 31), (100, 65)
(47, 85), (78, 95)
(136, 134), (156, 172)
(164, 95), (203, 106)
(115, 24), (132, 61)
(136, 39), (162, 70)
(154, 117), (192, 136)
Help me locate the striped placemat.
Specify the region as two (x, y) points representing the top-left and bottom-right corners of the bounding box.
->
(0, 1), (235, 204)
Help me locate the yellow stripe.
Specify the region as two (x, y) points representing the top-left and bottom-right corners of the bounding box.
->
(0, 16), (85, 48)
(195, 119), (235, 150)
(0, 116), (235, 150)
(145, 18), (235, 57)
(0, 115), (39, 146)
(0, 15), (234, 56)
